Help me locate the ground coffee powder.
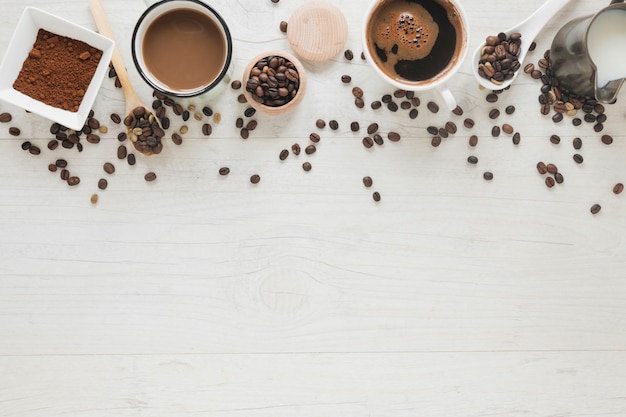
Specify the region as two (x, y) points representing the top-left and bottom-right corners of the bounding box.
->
(13, 29), (103, 112)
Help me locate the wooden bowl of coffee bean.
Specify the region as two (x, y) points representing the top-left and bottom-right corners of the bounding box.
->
(242, 50), (306, 115)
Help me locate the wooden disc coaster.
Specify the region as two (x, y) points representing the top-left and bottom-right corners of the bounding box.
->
(287, 1), (349, 62)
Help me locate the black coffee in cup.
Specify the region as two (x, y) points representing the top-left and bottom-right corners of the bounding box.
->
(366, 0), (465, 83)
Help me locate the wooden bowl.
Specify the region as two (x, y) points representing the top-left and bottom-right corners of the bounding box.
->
(241, 50), (306, 116)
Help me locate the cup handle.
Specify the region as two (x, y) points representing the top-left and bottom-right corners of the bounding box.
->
(437, 86), (458, 111)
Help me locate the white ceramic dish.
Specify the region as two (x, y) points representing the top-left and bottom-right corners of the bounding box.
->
(0, 7), (114, 130)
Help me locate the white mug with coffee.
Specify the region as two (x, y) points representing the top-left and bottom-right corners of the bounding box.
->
(362, 0), (469, 110)
(131, 0), (233, 98)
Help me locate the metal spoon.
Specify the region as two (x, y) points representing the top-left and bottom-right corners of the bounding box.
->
(471, 0), (573, 90)
(88, 0), (164, 156)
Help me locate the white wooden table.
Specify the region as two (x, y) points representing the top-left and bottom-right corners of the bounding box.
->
(1, 0), (625, 416)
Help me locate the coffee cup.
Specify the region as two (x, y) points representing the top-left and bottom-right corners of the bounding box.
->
(362, 0), (469, 110)
(131, 0), (233, 98)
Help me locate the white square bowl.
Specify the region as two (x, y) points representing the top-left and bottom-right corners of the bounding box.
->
(0, 7), (115, 130)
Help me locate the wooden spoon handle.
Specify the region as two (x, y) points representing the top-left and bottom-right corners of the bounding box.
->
(88, 0), (140, 105)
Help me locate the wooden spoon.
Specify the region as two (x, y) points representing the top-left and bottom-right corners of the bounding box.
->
(88, 0), (164, 156)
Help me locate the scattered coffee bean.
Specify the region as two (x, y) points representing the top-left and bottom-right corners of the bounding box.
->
(103, 162), (115, 174)
(235, 117), (244, 129)
(491, 126), (501, 137)
(28, 145), (41, 155)
(505, 105), (516, 115)
(250, 174), (261, 184)
(601, 134), (613, 145)
(341, 74), (352, 84)
(552, 112), (563, 123)
(86, 134), (100, 144)
(9, 127), (20, 136)
(427, 101), (439, 113)
(98, 178), (108, 190)
(344, 49), (354, 60)
(144, 172), (157, 182)
(537, 161), (548, 174)
(555, 172), (564, 184)
(367, 123), (379, 135)
(486, 93), (498, 103)
(292, 143), (301, 155)
(409, 108), (418, 119)
(483, 171), (494, 181)
(244, 107), (256, 118)
(464, 118), (475, 129)
(67, 176), (80, 186)
(355, 98), (365, 108)
(329, 120), (339, 130)
(363, 176), (373, 187)
(452, 105), (464, 116)
(594, 123), (604, 132)
(231, 80), (242, 90)
(0, 112), (12, 122)
(362, 136), (374, 148)
(512, 132), (521, 145)
(48, 139), (59, 150)
(237, 94), (247, 103)
(387, 132), (401, 142)
(302, 162), (312, 171)
(382, 94), (392, 103)
(427, 126), (439, 135)
(573, 154), (584, 164)
(545, 176), (556, 188)
(200, 123), (212, 136)
(387, 101), (398, 112)
(202, 106), (213, 116)
(90, 193), (98, 204)
(373, 134), (384, 145)
(60, 169), (70, 181)
(240, 128), (249, 139)
(350, 121), (360, 132)
(613, 183), (624, 194)
(372, 191), (381, 202)
(431, 136), (442, 147)
(246, 120), (257, 131)
(467, 155), (478, 164)
(309, 132), (321, 143)
(127, 153), (136, 166)
(502, 123), (513, 134)
(371, 100), (382, 109)
(572, 118), (582, 126)
(550, 134), (561, 144)
(573, 137), (582, 149)
(305, 144), (316, 154)
(352, 86), (364, 98)
(316, 119), (326, 129)
(172, 132), (183, 145)
(279, 149), (289, 160)
(117, 145), (127, 159)
(219, 167), (230, 176)
(488, 109), (500, 119)
(590, 203), (601, 215)
(469, 135), (478, 147)
(48, 163), (57, 172)
(547, 163), (558, 174)
(445, 121), (457, 134)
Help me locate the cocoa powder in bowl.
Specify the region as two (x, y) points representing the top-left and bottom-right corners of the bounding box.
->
(13, 29), (103, 112)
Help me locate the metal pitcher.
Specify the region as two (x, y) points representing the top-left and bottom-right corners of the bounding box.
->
(550, 0), (626, 103)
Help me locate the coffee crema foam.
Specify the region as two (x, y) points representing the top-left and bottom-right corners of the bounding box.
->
(367, 0), (463, 83)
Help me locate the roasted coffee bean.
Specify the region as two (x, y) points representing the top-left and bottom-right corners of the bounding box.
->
(302, 162), (312, 171)
(48, 163), (57, 172)
(278, 149), (289, 161)
(486, 93), (498, 103)
(469, 135), (478, 147)
(371, 100), (382, 110)
(127, 153), (136, 166)
(316, 119), (326, 129)
(467, 155), (478, 164)
(240, 128), (249, 139)
(8, 127), (20, 136)
(48, 139), (59, 150)
(363, 176), (373, 187)
(512, 132), (521, 145)
(372, 191), (381, 202)
(531, 69), (542, 79)
(362, 136), (374, 148)
(244, 107), (256, 118)
(427, 101), (439, 113)
(524, 63), (535, 74)
(98, 178), (108, 190)
(231, 80), (242, 90)
(445, 121), (457, 134)
(427, 126), (439, 135)
(387, 101), (398, 112)
(279, 20), (288, 32)
(144, 172), (157, 182)
(292, 143), (301, 155)
(60, 169), (70, 181)
(545, 176), (555, 188)
(400, 101), (412, 110)
(329, 120), (339, 130)
(540, 103), (551, 115)
(597, 113), (607, 123)
(86, 134), (100, 144)
(103, 162), (115, 174)
(250, 174), (261, 184)
(505, 105), (516, 115)
(28, 145), (41, 155)
(67, 176), (80, 186)
(117, 132), (127, 142)
(488, 109), (500, 119)
(573, 153), (583, 164)
(613, 183), (624, 194)
(572, 137), (582, 149)
(344, 49), (354, 60)
(87, 118), (100, 129)
(547, 163), (558, 174)
(117, 145), (127, 160)
(502, 124), (514, 134)
(309, 132), (321, 143)
(537, 161), (548, 174)
(0, 112), (12, 122)
(237, 94), (247, 103)
(341, 74), (352, 83)
(552, 113), (563, 123)
(172, 133), (183, 145)
(373, 134), (384, 145)
(452, 105), (464, 116)
(491, 126), (501, 137)
(387, 132), (401, 142)
(202, 123), (213, 136)
(594, 123), (604, 132)
(355, 98), (365, 108)
(235, 117), (244, 129)
(409, 108), (418, 119)
(393, 89), (406, 98)
(550, 134), (561, 144)
(381, 94), (393, 103)
(350, 121), (360, 132)
(483, 171), (494, 181)
(590, 203), (602, 215)
(246, 120), (257, 131)
(352, 86), (364, 98)
(572, 117), (582, 126)
(218, 167), (230, 176)
(464, 118), (475, 129)
(431, 136), (442, 147)
(305, 144), (316, 154)
(367, 123), (379, 135)
(601, 134), (613, 145)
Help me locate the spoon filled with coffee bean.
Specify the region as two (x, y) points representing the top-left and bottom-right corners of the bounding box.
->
(89, 0), (164, 156)
(472, 0), (573, 90)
